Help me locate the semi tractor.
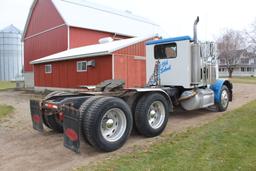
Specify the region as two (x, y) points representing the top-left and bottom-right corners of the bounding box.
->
(30, 17), (233, 153)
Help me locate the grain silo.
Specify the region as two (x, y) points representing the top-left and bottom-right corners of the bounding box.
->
(0, 25), (23, 81)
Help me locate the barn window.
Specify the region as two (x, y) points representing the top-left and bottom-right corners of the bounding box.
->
(45, 64), (52, 74)
(77, 61), (87, 72)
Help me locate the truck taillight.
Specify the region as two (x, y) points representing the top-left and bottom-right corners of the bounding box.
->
(45, 103), (58, 109)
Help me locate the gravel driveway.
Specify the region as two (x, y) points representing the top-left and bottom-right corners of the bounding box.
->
(0, 83), (255, 171)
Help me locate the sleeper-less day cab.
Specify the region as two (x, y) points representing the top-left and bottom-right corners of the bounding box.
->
(30, 17), (232, 152)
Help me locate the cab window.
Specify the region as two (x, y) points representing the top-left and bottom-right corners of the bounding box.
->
(154, 43), (177, 59)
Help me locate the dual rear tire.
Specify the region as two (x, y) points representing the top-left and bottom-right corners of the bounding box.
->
(45, 114), (63, 133)
(134, 93), (169, 137)
(79, 93), (169, 152)
(80, 96), (133, 152)
(44, 92), (170, 152)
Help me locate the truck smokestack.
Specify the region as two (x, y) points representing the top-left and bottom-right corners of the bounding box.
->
(193, 16), (199, 43)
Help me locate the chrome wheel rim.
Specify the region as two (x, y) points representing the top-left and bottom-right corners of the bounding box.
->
(221, 90), (229, 108)
(147, 101), (166, 129)
(100, 108), (127, 142)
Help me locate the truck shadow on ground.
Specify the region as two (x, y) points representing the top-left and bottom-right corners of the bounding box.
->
(170, 107), (218, 119)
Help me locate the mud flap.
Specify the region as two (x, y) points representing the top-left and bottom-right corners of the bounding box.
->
(30, 100), (44, 132)
(63, 106), (80, 153)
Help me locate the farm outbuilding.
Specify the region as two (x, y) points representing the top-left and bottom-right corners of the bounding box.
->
(0, 25), (23, 81)
(31, 36), (154, 90)
(23, 0), (163, 88)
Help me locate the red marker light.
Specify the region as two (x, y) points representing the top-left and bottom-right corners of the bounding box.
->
(65, 128), (78, 141)
(33, 115), (41, 124)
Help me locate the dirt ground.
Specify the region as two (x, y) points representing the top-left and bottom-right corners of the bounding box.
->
(0, 83), (256, 171)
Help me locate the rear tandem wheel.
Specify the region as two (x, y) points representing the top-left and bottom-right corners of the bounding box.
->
(135, 93), (169, 137)
(79, 96), (104, 145)
(81, 96), (133, 152)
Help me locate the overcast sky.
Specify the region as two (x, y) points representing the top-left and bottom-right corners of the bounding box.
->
(0, 0), (255, 41)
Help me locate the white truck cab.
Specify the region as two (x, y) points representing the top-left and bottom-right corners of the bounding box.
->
(146, 36), (194, 88)
(146, 36), (218, 89)
(145, 17), (232, 111)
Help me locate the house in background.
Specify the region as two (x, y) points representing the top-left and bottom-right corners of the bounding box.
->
(23, 0), (163, 89)
(218, 49), (256, 77)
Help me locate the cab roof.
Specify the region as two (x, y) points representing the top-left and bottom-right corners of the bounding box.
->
(146, 36), (192, 45)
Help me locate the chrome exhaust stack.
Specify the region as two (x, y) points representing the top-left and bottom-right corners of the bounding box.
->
(191, 16), (201, 85)
(193, 16), (200, 44)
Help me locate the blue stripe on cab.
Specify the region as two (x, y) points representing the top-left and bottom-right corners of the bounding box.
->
(146, 36), (192, 45)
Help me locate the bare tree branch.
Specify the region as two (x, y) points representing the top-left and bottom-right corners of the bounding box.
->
(244, 18), (256, 53)
(216, 29), (244, 77)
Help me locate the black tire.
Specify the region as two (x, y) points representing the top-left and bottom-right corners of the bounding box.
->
(216, 85), (230, 112)
(135, 93), (169, 137)
(43, 91), (71, 131)
(79, 96), (103, 145)
(42, 92), (62, 130)
(83, 97), (133, 152)
(42, 111), (52, 129)
(46, 113), (63, 133)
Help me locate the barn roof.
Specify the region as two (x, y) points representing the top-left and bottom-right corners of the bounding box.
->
(31, 35), (155, 64)
(23, 0), (164, 39)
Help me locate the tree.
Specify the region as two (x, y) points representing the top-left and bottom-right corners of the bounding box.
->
(216, 29), (245, 78)
(245, 19), (256, 53)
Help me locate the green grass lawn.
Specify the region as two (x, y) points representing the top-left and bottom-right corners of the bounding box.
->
(0, 105), (14, 120)
(0, 81), (16, 90)
(227, 76), (256, 84)
(77, 100), (256, 171)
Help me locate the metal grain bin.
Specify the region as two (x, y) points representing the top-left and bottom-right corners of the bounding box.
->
(0, 25), (23, 81)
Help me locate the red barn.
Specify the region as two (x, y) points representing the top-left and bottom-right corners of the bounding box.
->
(31, 36), (154, 90)
(23, 0), (162, 89)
